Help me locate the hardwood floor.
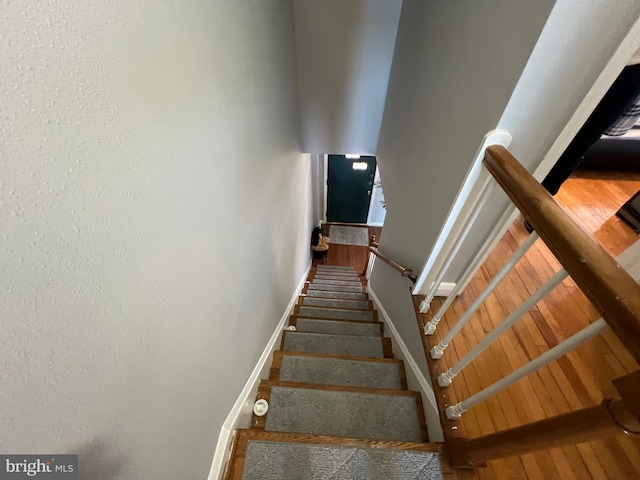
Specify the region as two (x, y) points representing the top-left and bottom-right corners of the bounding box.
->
(313, 224), (382, 272)
(418, 170), (640, 479)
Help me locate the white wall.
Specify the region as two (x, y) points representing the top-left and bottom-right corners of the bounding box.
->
(367, 166), (386, 226)
(441, 0), (640, 282)
(294, 0), (402, 154)
(0, 2), (311, 479)
(370, 0), (555, 378)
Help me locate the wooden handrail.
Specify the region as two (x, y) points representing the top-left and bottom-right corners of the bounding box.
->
(484, 145), (640, 364)
(368, 246), (414, 277)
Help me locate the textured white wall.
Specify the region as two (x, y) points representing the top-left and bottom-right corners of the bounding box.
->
(294, 0), (402, 154)
(0, 1), (311, 479)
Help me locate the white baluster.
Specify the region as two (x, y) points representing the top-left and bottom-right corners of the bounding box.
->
(425, 231), (538, 336)
(446, 318), (608, 419)
(437, 268), (568, 384)
(420, 184), (494, 322)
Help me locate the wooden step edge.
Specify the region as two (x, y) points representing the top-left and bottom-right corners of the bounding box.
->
(289, 316), (384, 336)
(253, 380), (428, 442)
(295, 301), (375, 313)
(309, 268), (362, 275)
(271, 350), (408, 390)
(224, 430), (461, 480)
(308, 273), (365, 283)
(309, 268), (365, 279)
(236, 428), (443, 451)
(258, 378), (421, 397)
(297, 295), (373, 309)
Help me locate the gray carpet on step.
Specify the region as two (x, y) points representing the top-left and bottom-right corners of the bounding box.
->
(280, 355), (402, 389)
(302, 297), (370, 310)
(313, 271), (360, 277)
(316, 265), (356, 270)
(295, 318), (380, 337)
(304, 290), (367, 300)
(312, 275), (360, 282)
(299, 306), (373, 321)
(284, 332), (384, 357)
(241, 441), (443, 480)
(306, 283), (363, 293)
(265, 386), (423, 442)
(311, 278), (363, 287)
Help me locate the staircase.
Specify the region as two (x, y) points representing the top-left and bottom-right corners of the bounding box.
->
(224, 264), (454, 480)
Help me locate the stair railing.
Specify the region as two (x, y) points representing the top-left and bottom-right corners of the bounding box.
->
(423, 145), (640, 467)
(363, 234), (417, 283)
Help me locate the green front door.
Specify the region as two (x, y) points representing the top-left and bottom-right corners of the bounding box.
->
(327, 155), (376, 223)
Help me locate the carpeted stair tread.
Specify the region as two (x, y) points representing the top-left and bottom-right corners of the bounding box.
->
(298, 306), (374, 321)
(310, 278), (363, 287)
(283, 331), (384, 357)
(316, 265), (357, 271)
(306, 283), (364, 293)
(303, 290), (368, 300)
(311, 275), (362, 282)
(241, 440), (442, 480)
(301, 297), (370, 310)
(264, 385), (424, 442)
(293, 317), (381, 336)
(310, 272), (360, 280)
(278, 354), (403, 389)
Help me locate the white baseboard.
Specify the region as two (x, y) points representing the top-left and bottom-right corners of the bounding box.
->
(206, 262), (312, 480)
(434, 282), (456, 297)
(367, 287), (444, 442)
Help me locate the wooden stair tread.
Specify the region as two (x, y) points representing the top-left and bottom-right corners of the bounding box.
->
(257, 379), (421, 397)
(226, 431), (470, 480)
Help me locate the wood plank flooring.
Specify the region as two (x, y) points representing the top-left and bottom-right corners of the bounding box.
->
(315, 224), (382, 272)
(417, 170), (640, 480)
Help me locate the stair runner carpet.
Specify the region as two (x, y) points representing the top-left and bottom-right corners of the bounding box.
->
(283, 331), (384, 358)
(303, 290), (367, 300)
(229, 263), (443, 480)
(310, 278), (363, 287)
(265, 385), (424, 441)
(293, 317), (381, 336)
(298, 305), (373, 321)
(301, 296), (370, 309)
(312, 271), (360, 278)
(241, 440), (442, 480)
(279, 354), (403, 389)
(306, 283), (363, 293)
